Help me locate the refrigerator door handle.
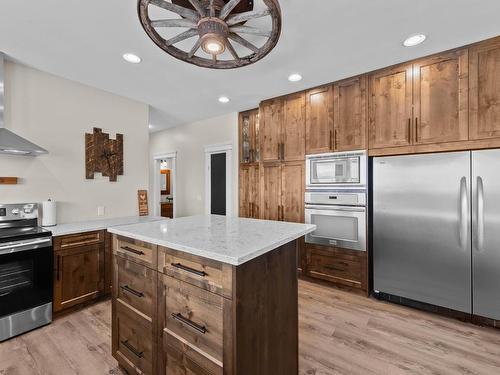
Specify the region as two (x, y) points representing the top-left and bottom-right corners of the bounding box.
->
(477, 176), (485, 252)
(459, 176), (468, 250)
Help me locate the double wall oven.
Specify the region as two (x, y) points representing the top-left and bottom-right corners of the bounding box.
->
(305, 151), (367, 252)
(0, 203), (53, 341)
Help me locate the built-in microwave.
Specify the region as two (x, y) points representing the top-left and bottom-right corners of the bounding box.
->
(306, 150), (367, 189)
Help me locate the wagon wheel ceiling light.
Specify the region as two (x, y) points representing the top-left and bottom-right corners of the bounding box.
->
(138, 0), (282, 69)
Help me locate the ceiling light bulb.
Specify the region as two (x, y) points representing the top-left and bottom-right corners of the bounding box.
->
(218, 96), (230, 103)
(207, 42), (223, 54)
(403, 34), (426, 47)
(288, 73), (302, 82)
(122, 53), (142, 63)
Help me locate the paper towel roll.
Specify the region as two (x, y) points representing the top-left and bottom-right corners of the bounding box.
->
(42, 199), (57, 227)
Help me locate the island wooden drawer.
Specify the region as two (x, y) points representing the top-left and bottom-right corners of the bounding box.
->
(163, 331), (223, 375)
(158, 246), (232, 298)
(54, 230), (104, 250)
(115, 256), (156, 319)
(114, 300), (154, 375)
(161, 274), (223, 363)
(114, 235), (157, 269)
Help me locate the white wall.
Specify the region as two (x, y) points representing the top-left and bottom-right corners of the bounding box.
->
(0, 62), (150, 223)
(149, 113), (238, 217)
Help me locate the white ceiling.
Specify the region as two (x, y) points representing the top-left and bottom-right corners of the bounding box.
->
(1, 0), (500, 132)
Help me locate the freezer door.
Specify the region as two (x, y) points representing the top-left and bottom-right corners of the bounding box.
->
(472, 149), (500, 320)
(373, 152), (471, 313)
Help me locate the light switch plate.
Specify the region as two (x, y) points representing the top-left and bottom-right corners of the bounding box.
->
(97, 206), (105, 216)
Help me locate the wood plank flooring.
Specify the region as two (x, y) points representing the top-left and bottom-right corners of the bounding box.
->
(1, 280), (499, 375)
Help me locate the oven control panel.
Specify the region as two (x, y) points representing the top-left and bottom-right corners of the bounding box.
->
(0, 203), (38, 221)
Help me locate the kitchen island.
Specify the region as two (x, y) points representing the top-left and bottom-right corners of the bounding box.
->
(107, 215), (315, 375)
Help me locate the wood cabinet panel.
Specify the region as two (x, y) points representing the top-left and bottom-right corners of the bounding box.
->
(261, 163), (282, 221)
(369, 64), (413, 149)
(260, 99), (283, 162)
(53, 230), (103, 250)
(283, 92), (306, 161)
(239, 109), (260, 163)
(333, 76), (367, 151)
(161, 202), (173, 218)
(114, 236), (158, 269)
(281, 162), (304, 223)
(413, 50), (469, 144)
(306, 85), (334, 154)
(239, 164), (260, 219)
(115, 256), (156, 319)
(53, 243), (104, 312)
(161, 275), (224, 364)
(113, 300), (154, 375)
(470, 38), (500, 140)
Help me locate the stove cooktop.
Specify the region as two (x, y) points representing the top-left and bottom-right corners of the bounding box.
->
(0, 226), (52, 243)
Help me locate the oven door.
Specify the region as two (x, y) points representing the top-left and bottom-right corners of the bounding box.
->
(305, 205), (366, 251)
(0, 237), (53, 319)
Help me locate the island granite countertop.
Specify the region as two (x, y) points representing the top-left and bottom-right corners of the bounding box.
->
(107, 215), (316, 266)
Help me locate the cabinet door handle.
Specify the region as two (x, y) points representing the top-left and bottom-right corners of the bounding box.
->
(334, 129), (339, 150)
(415, 117), (418, 142)
(120, 285), (144, 298)
(329, 130), (334, 150)
(120, 340), (144, 358)
(120, 246), (145, 256)
(407, 118), (412, 144)
(171, 262), (207, 277)
(56, 255), (61, 281)
(281, 143), (285, 161)
(171, 313), (207, 334)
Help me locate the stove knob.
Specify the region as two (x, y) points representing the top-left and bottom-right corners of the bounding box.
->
(11, 208), (20, 215)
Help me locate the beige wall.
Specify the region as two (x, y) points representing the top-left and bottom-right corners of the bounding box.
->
(0, 62), (149, 223)
(149, 113), (238, 217)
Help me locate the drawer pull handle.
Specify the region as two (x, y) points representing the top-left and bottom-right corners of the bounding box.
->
(120, 285), (144, 298)
(121, 246), (145, 256)
(171, 313), (207, 334)
(171, 263), (207, 277)
(120, 340), (144, 358)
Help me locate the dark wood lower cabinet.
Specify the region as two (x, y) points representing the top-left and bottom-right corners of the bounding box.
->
(53, 230), (105, 313)
(303, 243), (369, 296)
(112, 235), (300, 375)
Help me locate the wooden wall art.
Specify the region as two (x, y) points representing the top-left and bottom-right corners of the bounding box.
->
(85, 127), (123, 182)
(137, 190), (149, 216)
(0, 177), (18, 184)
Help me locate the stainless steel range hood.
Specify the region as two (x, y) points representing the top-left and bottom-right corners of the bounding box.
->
(0, 53), (48, 156)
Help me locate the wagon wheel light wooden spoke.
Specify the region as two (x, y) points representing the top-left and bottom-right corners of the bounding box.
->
(138, 0), (282, 69)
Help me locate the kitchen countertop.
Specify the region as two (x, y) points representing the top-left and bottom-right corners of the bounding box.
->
(107, 215), (316, 266)
(45, 215), (166, 237)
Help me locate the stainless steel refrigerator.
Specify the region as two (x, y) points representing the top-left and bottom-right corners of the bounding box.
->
(373, 149), (500, 320)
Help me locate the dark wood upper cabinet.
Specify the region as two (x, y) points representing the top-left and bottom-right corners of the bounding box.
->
(260, 99), (283, 162)
(368, 64), (413, 149)
(283, 92), (306, 161)
(333, 76), (367, 151)
(306, 85), (334, 154)
(469, 38), (500, 140)
(239, 109), (260, 163)
(413, 49), (469, 144)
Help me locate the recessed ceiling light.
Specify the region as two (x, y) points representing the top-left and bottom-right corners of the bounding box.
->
(218, 96), (230, 104)
(403, 34), (426, 47)
(288, 73), (302, 82)
(122, 53), (142, 64)
(148, 124), (153, 129)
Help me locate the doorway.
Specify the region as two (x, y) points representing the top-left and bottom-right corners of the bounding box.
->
(152, 152), (176, 218)
(205, 144), (233, 216)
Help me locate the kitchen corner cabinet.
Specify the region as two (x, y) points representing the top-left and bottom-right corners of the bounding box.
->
(239, 164), (260, 219)
(333, 75), (368, 151)
(53, 230), (105, 313)
(469, 38), (500, 140)
(261, 161), (304, 223)
(306, 85), (334, 154)
(239, 109), (260, 163)
(260, 99), (283, 162)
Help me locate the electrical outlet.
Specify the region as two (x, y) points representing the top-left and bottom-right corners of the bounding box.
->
(97, 206), (105, 216)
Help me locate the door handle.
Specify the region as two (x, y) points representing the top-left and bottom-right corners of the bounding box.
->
(329, 130), (334, 150)
(56, 255), (61, 281)
(334, 129), (338, 150)
(408, 118), (412, 144)
(120, 340), (144, 358)
(171, 313), (207, 334)
(415, 117), (418, 142)
(281, 143), (285, 161)
(120, 246), (145, 256)
(171, 262), (207, 277)
(120, 285), (144, 298)
(477, 176), (485, 252)
(459, 177), (468, 250)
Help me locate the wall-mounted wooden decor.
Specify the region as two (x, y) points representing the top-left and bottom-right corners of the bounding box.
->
(85, 127), (123, 182)
(0, 177), (18, 184)
(138, 190), (149, 216)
